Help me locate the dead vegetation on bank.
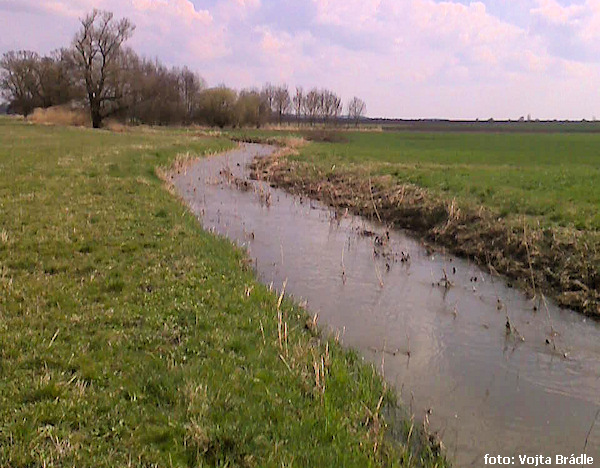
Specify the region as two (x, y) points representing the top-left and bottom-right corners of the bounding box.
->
(250, 151), (600, 317)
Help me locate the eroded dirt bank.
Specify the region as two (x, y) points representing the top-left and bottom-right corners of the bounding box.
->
(250, 148), (600, 317)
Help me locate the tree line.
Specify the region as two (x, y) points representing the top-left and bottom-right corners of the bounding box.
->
(0, 10), (367, 129)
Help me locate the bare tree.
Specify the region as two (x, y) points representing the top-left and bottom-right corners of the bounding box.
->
(144, 61), (186, 125)
(321, 90), (342, 124)
(261, 83), (276, 117)
(273, 85), (290, 124)
(179, 67), (205, 123)
(293, 86), (304, 124)
(72, 10), (135, 128)
(348, 96), (366, 127)
(0, 51), (42, 116)
(87, 51), (203, 126)
(0, 49), (81, 116)
(34, 50), (81, 108)
(43, 49), (82, 106)
(304, 88), (321, 126)
(331, 94), (343, 124)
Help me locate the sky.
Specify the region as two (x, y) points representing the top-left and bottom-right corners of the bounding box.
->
(0, 0), (599, 119)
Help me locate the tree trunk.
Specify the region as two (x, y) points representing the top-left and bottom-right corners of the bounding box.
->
(91, 105), (102, 129)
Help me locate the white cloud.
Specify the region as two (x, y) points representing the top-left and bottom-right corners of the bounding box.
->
(312, 0), (553, 78)
(530, 0), (600, 53)
(313, 0), (382, 28)
(131, 0), (213, 24)
(117, 0), (228, 61)
(232, 0), (261, 8)
(530, 0), (585, 25)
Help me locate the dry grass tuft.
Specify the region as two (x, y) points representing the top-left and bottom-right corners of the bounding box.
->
(282, 135), (308, 149)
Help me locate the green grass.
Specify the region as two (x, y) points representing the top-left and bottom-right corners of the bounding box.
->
(0, 118), (446, 467)
(288, 131), (600, 230)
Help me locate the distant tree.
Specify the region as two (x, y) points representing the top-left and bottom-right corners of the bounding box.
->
(43, 49), (83, 106)
(72, 10), (135, 128)
(273, 85), (291, 124)
(333, 95), (343, 122)
(261, 83), (276, 117)
(0, 51), (42, 116)
(321, 90), (342, 124)
(235, 89), (269, 127)
(348, 97), (366, 127)
(196, 87), (237, 128)
(0, 49), (81, 116)
(304, 88), (321, 125)
(293, 86), (304, 123)
(179, 67), (205, 123)
(122, 53), (154, 124)
(145, 61), (186, 125)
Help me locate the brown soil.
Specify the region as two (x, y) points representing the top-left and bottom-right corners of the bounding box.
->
(250, 150), (600, 317)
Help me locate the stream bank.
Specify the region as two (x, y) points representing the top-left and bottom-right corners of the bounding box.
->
(250, 146), (600, 317)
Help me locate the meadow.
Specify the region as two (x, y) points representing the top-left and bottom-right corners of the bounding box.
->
(289, 131), (600, 230)
(0, 118), (447, 467)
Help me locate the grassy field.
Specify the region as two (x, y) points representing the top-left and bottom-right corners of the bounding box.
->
(0, 118), (447, 467)
(288, 131), (600, 231)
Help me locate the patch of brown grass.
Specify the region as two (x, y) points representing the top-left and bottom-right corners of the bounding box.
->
(103, 119), (128, 132)
(28, 106), (89, 127)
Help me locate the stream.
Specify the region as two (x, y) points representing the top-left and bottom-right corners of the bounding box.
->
(173, 143), (600, 467)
